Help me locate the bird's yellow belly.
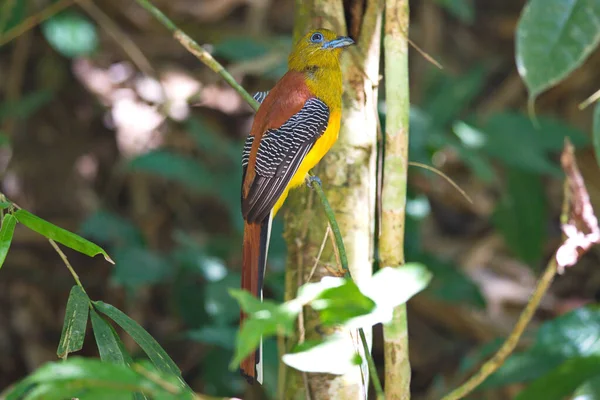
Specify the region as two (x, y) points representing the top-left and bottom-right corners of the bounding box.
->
(271, 110), (341, 217)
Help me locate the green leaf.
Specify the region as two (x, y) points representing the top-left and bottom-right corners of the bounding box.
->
(433, 0), (474, 23)
(311, 280), (376, 326)
(418, 253), (486, 308)
(93, 301), (183, 380)
(481, 112), (588, 175)
(0, 201), (12, 210)
(574, 374), (600, 400)
(128, 150), (215, 192)
(0, 90), (53, 122)
(90, 309), (131, 365)
(229, 289), (298, 369)
(594, 102), (600, 169)
(112, 247), (172, 288)
(57, 286), (90, 359)
(14, 209), (113, 264)
(213, 37), (270, 61)
(7, 357), (183, 399)
(0, 0), (25, 34)
(516, 0), (600, 102)
(486, 306), (600, 387)
(516, 357), (600, 400)
(41, 12), (98, 58)
(80, 210), (144, 247)
(282, 335), (362, 375)
(0, 214), (17, 271)
(187, 326), (237, 350)
(492, 168), (547, 266)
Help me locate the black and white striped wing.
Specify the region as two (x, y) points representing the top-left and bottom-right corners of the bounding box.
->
(242, 97), (330, 223)
(241, 91), (270, 170)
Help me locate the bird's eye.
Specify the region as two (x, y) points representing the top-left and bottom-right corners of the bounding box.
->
(310, 32), (324, 43)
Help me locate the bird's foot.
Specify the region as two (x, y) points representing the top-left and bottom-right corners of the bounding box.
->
(306, 174), (322, 188)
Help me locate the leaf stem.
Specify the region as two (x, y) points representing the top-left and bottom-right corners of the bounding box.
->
(49, 238), (87, 294)
(359, 328), (384, 400)
(132, 0), (260, 111)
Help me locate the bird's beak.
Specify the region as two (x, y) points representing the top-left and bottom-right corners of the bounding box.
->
(323, 36), (355, 49)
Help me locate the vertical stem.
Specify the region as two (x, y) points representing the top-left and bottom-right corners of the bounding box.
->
(381, 1), (411, 399)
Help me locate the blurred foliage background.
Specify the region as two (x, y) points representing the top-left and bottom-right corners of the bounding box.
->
(0, 0), (599, 398)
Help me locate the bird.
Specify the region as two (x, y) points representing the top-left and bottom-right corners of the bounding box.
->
(240, 28), (354, 384)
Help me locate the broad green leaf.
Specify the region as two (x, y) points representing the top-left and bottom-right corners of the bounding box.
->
(0, 214), (17, 270)
(516, 357), (600, 400)
(574, 374), (600, 400)
(90, 309), (131, 365)
(0, 90), (53, 122)
(423, 66), (487, 127)
(212, 37), (270, 61)
(128, 150), (215, 192)
(12, 358), (181, 399)
(0, 200), (12, 209)
(187, 326), (237, 350)
(485, 306), (600, 388)
(282, 335), (362, 375)
(0, 0), (25, 34)
(481, 112), (588, 175)
(594, 102), (600, 169)
(205, 273), (243, 325)
(492, 168), (547, 266)
(229, 289), (298, 369)
(516, 0), (600, 101)
(57, 286), (90, 359)
(434, 0), (474, 23)
(112, 247), (172, 288)
(418, 253), (486, 308)
(41, 12), (98, 58)
(14, 209), (113, 263)
(93, 301), (183, 379)
(311, 280), (376, 326)
(80, 210), (144, 247)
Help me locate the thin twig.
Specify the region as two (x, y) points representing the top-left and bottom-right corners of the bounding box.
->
(49, 239), (87, 293)
(0, 0), (75, 46)
(307, 225), (331, 282)
(133, 0), (260, 111)
(441, 257), (558, 400)
(578, 87), (600, 110)
(359, 328), (384, 400)
(408, 161), (473, 204)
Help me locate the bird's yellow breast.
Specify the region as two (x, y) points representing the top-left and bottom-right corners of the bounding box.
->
(271, 109), (341, 217)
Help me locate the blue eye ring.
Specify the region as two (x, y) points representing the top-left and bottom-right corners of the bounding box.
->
(310, 32), (324, 43)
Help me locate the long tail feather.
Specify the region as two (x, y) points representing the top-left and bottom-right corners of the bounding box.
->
(240, 213), (271, 384)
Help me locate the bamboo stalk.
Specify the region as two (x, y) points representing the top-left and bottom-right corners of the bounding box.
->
(380, 1), (411, 399)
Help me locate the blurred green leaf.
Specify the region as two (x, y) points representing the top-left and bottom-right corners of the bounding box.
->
(213, 37), (270, 61)
(41, 12), (98, 58)
(516, 0), (600, 101)
(516, 357), (600, 400)
(4, 357), (186, 400)
(229, 289), (298, 369)
(0, 214), (17, 271)
(594, 102), (600, 169)
(187, 326), (237, 350)
(0, 131), (10, 147)
(14, 209), (113, 264)
(481, 112), (588, 175)
(0, 90), (53, 122)
(417, 253), (486, 308)
(0, 0), (25, 34)
(57, 286), (90, 359)
(128, 150), (215, 192)
(574, 374), (600, 400)
(312, 281), (375, 326)
(113, 247), (172, 288)
(186, 117), (239, 163)
(434, 0), (474, 23)
(202, 348), (245, 396)
(283, 335), (362, 375)
(173, 273), (207, 328)
(486, 306), (600, 388)
(80, 210), (144, 247)
(90, 309), (132, 366)
(492, 168), (547, 266)
(206, 273), (243, 325)
(423, 66), (487, 127)
(93, 301), (183, 380)
(0, 201), (11, 210)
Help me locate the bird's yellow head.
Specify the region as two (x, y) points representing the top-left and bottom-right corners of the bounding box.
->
(288, 29), (354, 72)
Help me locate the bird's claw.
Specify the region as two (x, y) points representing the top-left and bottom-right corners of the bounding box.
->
(306, 175), (322, 188)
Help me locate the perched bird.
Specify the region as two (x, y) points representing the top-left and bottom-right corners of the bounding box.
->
(240, 28), (353, 384)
